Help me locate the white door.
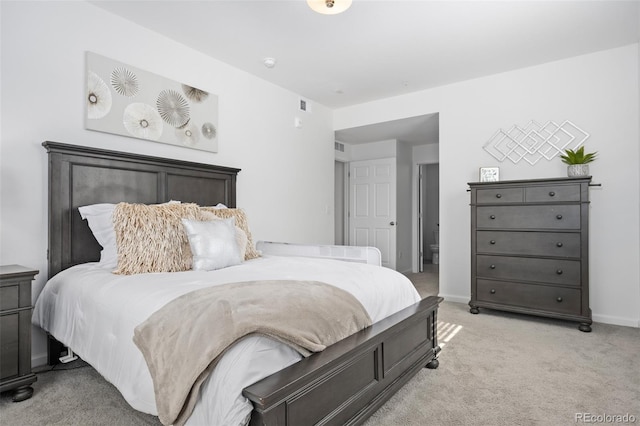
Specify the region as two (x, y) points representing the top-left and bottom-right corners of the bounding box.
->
(349, 158), (397, 269)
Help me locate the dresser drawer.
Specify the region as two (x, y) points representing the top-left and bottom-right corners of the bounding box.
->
(525, 184), (581, 203)
(476, 231), (581, 258)
(0, 313), (19, 379)
(476, 205), (580, 229)
(476, 279), (581, 315)
(0, 286), (19, 311)
(477, 255), (581, 285)
(476, 188), (523, 204)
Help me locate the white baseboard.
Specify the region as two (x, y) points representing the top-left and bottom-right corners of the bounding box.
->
(440, 293), (639, 329)
(592, 313), (640, 328)
(32, 352), (48, 368)
(438, 293), (469, 304)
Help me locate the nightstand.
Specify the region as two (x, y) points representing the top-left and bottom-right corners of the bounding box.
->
(0, 265), (38, 401)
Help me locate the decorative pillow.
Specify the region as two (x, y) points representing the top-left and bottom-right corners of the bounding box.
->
(112, 202), (201, 275)
(199, 207), (260, 260)
(79, 201), (184, 269)
(181, 217), (243, 271)
(78, 203), (117, 269)
(199, 211), (248, 260)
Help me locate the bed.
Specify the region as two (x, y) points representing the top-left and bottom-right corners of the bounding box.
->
(34, 141), (442, 426)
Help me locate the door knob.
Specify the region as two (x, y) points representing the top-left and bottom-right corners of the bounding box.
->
(389, 221), (396, 226)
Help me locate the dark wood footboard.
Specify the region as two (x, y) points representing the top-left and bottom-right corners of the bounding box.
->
(243, 296), (443, 426)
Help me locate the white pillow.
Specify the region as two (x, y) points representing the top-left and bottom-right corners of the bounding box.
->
(199, 210), (248, 260)
(181, 217), (243, 271)
(78, 203), (117, 269)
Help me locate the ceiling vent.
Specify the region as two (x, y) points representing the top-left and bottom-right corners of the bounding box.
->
(334, 141), (345, 152)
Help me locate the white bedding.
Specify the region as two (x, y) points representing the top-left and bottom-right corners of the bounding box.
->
(32, 255), (421, 426)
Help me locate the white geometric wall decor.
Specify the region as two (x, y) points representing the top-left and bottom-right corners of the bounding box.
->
(483, 120), (589, 165)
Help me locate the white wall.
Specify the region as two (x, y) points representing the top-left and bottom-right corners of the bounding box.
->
(413, 143), (439, 165)
(637, 21), (640, 328)
(334, 161), (345, 245)
(396, 142), (413, 273)
(347, 139), (398, 161)
(336, 45), (640, 328)
(0, 1), (335, 363)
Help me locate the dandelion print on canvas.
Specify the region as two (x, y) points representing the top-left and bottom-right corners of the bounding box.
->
(85, 52), (218, 152)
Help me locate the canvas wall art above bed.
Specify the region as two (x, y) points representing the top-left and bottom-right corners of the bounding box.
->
(38, 142), (442, 426)
(85, 52), (219, 152)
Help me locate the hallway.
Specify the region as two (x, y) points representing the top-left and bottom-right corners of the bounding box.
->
(405, 263), (439, 298)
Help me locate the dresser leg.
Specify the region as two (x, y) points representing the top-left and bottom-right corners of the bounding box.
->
(469, 306), (479, 314)
(578, 323), (592, 333)
(12, 386), (34, 402)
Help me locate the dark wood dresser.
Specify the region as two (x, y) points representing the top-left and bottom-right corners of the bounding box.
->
(468, 177), (592, 331)
(0, 265), (38, 400)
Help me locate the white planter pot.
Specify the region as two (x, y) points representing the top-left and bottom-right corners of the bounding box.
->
(567, 164), (590, 177)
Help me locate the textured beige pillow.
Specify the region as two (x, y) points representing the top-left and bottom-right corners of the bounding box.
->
(112, 202), (201, 274)
(199, 207), (260, 260)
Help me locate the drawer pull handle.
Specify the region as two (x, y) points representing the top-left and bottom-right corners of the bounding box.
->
(496, 194), (502, 199)
(490, 264), (496, 269)
(556, 269), (563, 275)
(556, 214), (563, 220)
(556, 242), (563, 247)
(490, 215), (496, 220)
(556, 297), (563, 303)
(490, 289), (496, 294)
(549, 191), (556, 197)
(490, 240), (496, 245)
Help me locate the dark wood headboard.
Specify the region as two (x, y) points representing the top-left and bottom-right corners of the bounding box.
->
(44, 141), (240, 279)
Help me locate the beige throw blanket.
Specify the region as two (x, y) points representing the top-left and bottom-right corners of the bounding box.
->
(133, 280), (372, 426)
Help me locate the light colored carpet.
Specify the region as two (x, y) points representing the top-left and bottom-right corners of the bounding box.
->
(2, 269), (639, 426)
(404, 263), (439, 298)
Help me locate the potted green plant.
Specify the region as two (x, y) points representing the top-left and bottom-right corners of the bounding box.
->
(560, 146), (597, 177)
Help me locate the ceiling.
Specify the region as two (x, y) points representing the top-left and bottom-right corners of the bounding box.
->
(92, 0), (639, 145)
(334, 113), (439, 145)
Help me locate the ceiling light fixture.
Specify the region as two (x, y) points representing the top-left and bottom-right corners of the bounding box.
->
(263, 57), (277, 69)
(307, 0), (352, 15)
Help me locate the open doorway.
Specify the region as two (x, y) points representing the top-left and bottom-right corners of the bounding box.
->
(333, 112), (439, 273)
(416, 163), (439, 295)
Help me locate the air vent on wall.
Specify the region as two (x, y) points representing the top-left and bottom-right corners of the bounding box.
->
(299, 98), (311, 112)
(334, 141), (345, 152)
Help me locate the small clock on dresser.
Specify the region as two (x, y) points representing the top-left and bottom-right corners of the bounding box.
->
(0, 265), (38, 401)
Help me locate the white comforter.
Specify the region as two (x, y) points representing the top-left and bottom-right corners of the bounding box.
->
(32, 255), (420, 426)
